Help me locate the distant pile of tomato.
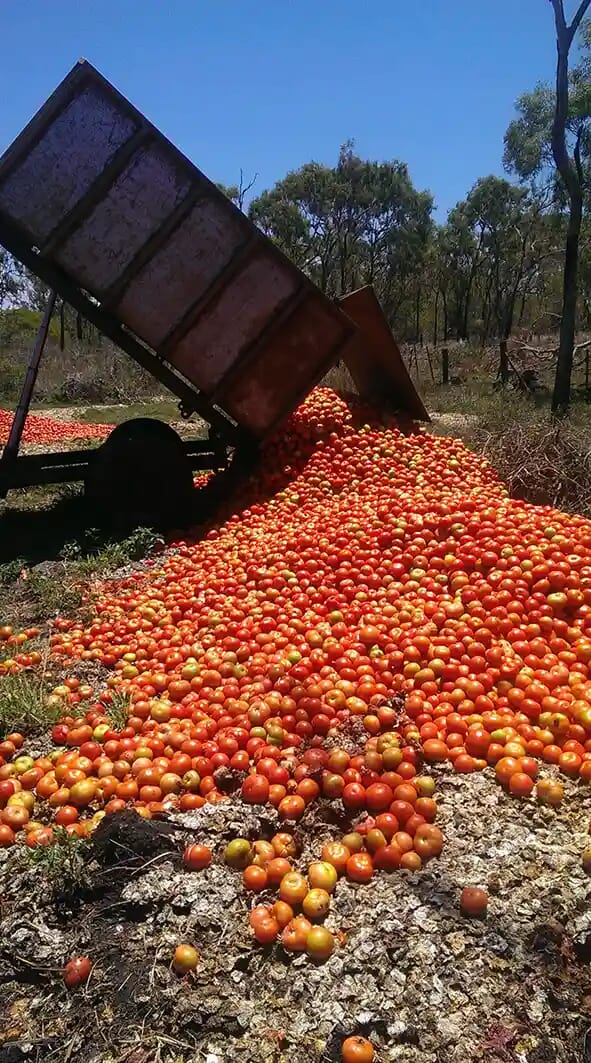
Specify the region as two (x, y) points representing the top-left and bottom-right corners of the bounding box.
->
(2, 385), (591, 959)
(0, 409), (110, 446)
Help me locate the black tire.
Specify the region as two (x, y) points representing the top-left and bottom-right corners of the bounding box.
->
(85, 418), (194, 529)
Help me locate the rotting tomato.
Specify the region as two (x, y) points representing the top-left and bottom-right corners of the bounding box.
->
(63, 955), (92, 988)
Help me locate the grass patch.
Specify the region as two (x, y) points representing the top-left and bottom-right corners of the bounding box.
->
(26, 568), (85, 618)
(78, 400), (182, 425)
(20, 527), (163, 620)
(0, 666), (59, 739)
(62, 525), (163, 576)
(25, 826), (90, 889)
(105, 689), (133, 731)
(1, 515), (163, 628)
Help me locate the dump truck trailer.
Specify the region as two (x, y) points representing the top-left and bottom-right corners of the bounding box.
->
(0, 60), (427, 521)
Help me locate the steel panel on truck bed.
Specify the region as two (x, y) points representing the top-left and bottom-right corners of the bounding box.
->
(0, 59), (357, 440)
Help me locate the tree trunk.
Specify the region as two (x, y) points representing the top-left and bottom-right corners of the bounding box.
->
(499, 338), (509, 386)
(553, 191), (583, 412)
(415, 285), (422, 344)
(518, 286), (528, 326)
(441, 348), (449, 385)
(442, 291), (448, 341)
(433, 288), (439, 347)
(549, 0), (591, 413)
(460, 295), (470, 341)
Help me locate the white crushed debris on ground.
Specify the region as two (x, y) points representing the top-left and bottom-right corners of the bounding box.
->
(1, 766), (591, 1063)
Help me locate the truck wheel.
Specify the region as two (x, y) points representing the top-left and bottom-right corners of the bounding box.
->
(85, 418), (194, 528)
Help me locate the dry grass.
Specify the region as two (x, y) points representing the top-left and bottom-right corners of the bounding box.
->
(476, 418), (591, 515)
(0, 327), (165, 407)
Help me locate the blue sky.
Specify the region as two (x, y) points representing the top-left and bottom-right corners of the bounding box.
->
(0, 1), (566, 220)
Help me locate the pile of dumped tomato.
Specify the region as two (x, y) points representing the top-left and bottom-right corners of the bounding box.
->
(2, 385), (591, 973)
(0, 408), (110, 446)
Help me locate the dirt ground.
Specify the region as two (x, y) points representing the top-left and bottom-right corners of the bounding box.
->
(1, 757), (590, 1063)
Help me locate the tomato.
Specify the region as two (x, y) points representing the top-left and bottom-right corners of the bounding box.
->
(242, 865), (268, 892)
(365, 828), (388, 853)
(172, 944), (199, 974)
(400, 850), (422, 871)
(414, 797), (436, 822)
(341, 1036), (375, 1063)
(495, 756), (521, 786)
(278, 794), (306, 820)
(271, 900), (294, 928)
(342, 783), (367, 811)
(373, 843), (401, 870)
(341, 832), (364, 853)
(252, 840), (275, 867)
(393, 831), (414, 854)
(272, 832), (297, 858)
(252, 915), (280, 944)
(63, 955), (92, 988)
(281, 915), (312, 951)
(346, 852), (374, 883)
(413, 824), (443, 859)
(308, 860), (338, 893)
(275, 867), (307, 904)
(536, 778), (564, 806)
(0, 824), (15, 847)
(321, 842), (351, 875)
(422, 739), (448, 762)
(6, 384), (591, 962)
(365, 782), (393, 812)
(183, 844), (212, 871)
(241, 775), (270, 805)
(508, 772), (534, 797)
(266, 857), (292, 886)
(374, 812), (399, 839)
(305, 925), (335, 961)
(460, 887), (488, 917)
(302, 888), (331, 921)
(224, 838), (252, 869)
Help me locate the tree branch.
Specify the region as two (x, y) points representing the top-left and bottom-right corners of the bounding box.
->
(548, 0), (590, 200)
(568, 0), (591, 43)
(549, 0), (567, 35)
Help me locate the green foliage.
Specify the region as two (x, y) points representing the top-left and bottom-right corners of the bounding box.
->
(503, 84), (557, 181)
(0, 249), (25, 310)
(0, 558), (25, 586)
(503, 24), (591, 186)
(249, 141), (433, 338)
(0, 305), (61, 342)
